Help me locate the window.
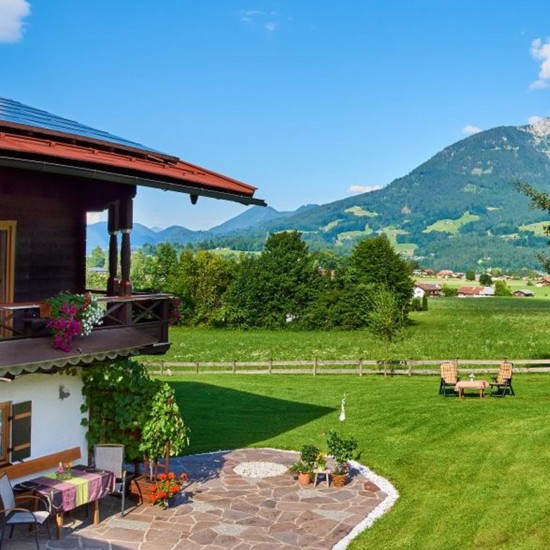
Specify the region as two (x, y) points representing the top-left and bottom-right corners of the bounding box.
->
(0, 401), (10, 465)
(0, 400), (31, 465)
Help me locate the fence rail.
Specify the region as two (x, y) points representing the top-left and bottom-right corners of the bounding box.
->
(142, 358), (550, 377)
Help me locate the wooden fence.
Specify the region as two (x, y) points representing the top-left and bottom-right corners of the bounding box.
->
(143, 358), (550, 377)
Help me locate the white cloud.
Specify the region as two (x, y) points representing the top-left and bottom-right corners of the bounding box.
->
(0, 0), (30, 43)
(529, 38), (550, 90)
(528, 115), (542, 125)
(462, 125), (482, 135)
(87, 212), (106, 224)
(348, 185), (382, 195)
(240, 8), (281, 32)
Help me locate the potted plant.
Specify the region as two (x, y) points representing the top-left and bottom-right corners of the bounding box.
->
(45, 291), (103, 351)
(290, 461), (312, 486)
(151, 472), (188, 508)
(300, 444), (320, 471)
(326, 430), (358, 487)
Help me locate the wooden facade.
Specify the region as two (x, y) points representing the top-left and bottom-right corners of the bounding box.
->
(0, 97), (265, 376)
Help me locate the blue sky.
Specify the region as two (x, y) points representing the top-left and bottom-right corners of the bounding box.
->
(2, 0), (550, 229)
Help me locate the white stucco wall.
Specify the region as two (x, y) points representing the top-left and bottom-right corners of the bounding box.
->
(0, 369), (88, 481)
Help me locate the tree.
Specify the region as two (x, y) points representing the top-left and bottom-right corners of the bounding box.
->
(367, 286), (407, 378)
(88, 246), (106, 268)
(514, 180), (550, 272)
(227, 232), (318, 328)
(347, 235), (414, 310)
(479, 273), (492, 286)
(466, 270), (476, 281)
(494, 280), (512, 296)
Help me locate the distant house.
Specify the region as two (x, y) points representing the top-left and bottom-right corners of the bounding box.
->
(413, 283), (441, 298)
(539, 275), (550, 286)
(421, 268), (435, 276)
(437, 270), (454, 279)
(457, 286), (494, 298)
(513, 289), (535, 297)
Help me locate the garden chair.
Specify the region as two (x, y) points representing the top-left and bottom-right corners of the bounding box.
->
(0, 473), (51, 550)
(439, 362), (459, 396)
(489, 362), (515, 397)
(94, 444), (129, 517)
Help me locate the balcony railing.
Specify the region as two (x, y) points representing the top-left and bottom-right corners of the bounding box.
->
(0, 293), (172, 349)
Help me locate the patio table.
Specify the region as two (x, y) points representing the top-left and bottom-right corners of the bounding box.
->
(455, 380), (488, 399)
(15, 464), (115, 538)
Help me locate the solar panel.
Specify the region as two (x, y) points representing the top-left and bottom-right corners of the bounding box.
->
(0, 97), (158, 153)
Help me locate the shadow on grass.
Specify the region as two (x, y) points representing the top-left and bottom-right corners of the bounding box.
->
(170, 381), (335, 454)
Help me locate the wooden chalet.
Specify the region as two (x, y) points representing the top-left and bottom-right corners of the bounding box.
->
(0, 98), (264, 472)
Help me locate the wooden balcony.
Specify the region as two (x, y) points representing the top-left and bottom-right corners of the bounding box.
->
(0, 293), (173, 377)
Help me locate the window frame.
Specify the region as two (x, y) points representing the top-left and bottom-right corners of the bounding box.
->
(0, 401), (10, 465)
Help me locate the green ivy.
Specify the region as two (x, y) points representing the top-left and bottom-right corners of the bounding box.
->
(80, 359), (189, 466)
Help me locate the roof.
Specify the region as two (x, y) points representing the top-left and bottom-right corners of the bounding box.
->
(0, 97), (265, 206)
(457, 286), (483, 295)
(0, 97), (158, 153)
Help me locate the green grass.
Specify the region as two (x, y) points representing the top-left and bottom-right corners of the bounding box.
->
(424, 211), (480, 235)
(143, 298), (550, 363)
(167, 374), (550, 549)
(344, 206), (378, 217)
(519, 221), (550, 236)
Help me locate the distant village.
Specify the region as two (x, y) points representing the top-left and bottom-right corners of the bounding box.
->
(412, 268), (550, 298)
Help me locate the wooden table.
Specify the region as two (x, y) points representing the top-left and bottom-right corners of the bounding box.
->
(15, 465), (115, 538)
(455, 380), (489, 399)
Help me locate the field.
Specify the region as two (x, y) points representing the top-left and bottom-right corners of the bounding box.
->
(166, 374), (550, 549)
(144, 297), (550, 363)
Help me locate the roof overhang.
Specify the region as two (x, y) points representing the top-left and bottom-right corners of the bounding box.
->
(0, 155), (266, 206)
(0, 328), (159, 379)
(0, 121), (266, 207)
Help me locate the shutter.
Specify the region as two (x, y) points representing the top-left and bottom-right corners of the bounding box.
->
(10, 401), (31, 461)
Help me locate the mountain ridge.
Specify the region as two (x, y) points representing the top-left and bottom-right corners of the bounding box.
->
(87, 119), (550, 270)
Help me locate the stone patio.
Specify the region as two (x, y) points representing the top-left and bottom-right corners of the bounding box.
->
(3, 449), (397, 550)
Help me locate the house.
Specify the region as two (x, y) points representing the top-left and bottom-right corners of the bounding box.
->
(513, 289), (535, 297)
(457, 286), (494, 297)
(0, 97), (264, 479)
(539, 275), (550, 286)
(436, 270), (455, 279)
(413, 283), (441, 298)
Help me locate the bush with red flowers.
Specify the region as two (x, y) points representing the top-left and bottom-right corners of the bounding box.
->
(151, 471), (188, 508)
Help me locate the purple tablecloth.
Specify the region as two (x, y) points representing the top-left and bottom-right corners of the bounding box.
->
(24, 464), (115, 513)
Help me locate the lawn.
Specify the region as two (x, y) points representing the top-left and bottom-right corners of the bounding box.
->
(166, 374), (550, 549)
(144, 297), (550, 363)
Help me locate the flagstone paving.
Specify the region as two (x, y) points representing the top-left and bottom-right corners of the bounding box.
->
(4, 449), (391, 550)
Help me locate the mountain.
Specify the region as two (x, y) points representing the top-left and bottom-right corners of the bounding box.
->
(209, 119), (550, 271)
(209, 204), (319, 235)
(87, 119), (550, 270)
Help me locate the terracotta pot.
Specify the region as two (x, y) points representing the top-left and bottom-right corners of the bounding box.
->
(298, 472), (311, 486)
(331, 473), (347, 488)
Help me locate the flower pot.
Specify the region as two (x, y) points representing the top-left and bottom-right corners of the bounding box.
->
(331, 473), (347, 488)
(298, 472), (311, 486)
(167, 495), (178, 508)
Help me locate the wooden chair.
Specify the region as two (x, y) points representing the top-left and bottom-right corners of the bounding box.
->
(0, 473), (51, 550)
(94, 444), (129, 517)
(490, 362), (515, 397)
(439, 362), (459, 396)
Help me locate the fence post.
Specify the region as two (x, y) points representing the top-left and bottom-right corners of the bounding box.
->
(195, 361), (199, 374)
(232, 360), (236, 374)
(160, 361), (164, 376)
(269, 358), (272, 375)
(313, 358), (317, 376)
(359, 358), (363, 377)
(407, 360), (412, 377)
